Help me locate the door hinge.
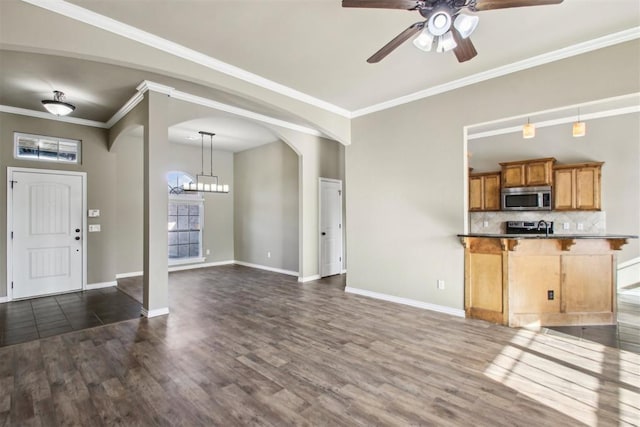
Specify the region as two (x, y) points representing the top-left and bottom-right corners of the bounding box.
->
(10, 180), (17, 189)
(338, 190), (342, 196)
(339, 224), (342, 229)
(339, 257), (342, 262)
(10, 231), (13, 240)
(11, 282), (13, 289)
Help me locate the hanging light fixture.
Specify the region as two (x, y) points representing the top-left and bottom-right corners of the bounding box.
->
(182, 131), (229, 194)
(453, 13), (479, 39)
(572, 108), (586, 137)
(522, 117), (535, 139)
(41, 90), (76, 116)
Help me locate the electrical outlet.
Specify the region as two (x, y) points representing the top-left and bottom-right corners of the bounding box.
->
(563, 222), (570, 230)
(437, 280), (445, 290)
(267, 251), (271, 258)
(206, 249), (210, 255)
(577, 223), (584, 231)
(547, 290), (554, 300)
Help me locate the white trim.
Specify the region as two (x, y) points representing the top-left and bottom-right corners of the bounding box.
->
(0, 105), (107, 128)
(351, 27), (640, 118)
(20, 0), (351, 118)
(298, 274), (321, 283)
(169, 260), (234, 272)
(86, 281), (117, 290)
(345, 287), (466, 318)
(136, 80), (174, 95)
(104, 91), (145, 128)
(170, 90), (324, 137)
(618, 257), (640, 270)
(7, 167), (87, 302)
(341, 269), (347, 274)
(467, 93), (640, 140)
(116, 271), (143, 279)
(234, 261), (298, 277)
(141, 307), (169, 318)
(0, 296), (9, 303)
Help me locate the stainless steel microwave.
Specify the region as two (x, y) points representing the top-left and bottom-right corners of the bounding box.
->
(501, 186), (552, 211)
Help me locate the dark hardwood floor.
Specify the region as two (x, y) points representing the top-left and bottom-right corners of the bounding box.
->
(1, 265), (638, 426)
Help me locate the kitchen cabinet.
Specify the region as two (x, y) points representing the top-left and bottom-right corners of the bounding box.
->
(469, 172), (501, 211)
(553, 162), (603, 210)
(499, 157), (555, 188)
(461, 236), (623, 327)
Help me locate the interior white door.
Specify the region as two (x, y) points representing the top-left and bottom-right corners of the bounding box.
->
(11, 170), (84, 299)
(320, 179), (343, 278)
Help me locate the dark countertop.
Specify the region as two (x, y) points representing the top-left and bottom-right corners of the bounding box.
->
(457, 233), (638, 239)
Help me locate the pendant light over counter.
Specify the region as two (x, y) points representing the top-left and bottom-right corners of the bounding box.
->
(182, 131), (229, 194)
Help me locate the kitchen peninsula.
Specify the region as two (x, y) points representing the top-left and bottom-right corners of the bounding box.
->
(458, 233), (636, 328)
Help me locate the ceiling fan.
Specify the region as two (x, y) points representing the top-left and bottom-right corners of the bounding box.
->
(343, 0), (564, 63)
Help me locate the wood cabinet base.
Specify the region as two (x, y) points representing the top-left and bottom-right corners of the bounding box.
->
(462, 237), (623, 328)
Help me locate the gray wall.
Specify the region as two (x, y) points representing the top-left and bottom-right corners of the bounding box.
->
(469, 113), (640, 263)
(113, 134), (235, 275)
(234, 141), (299, 272)
(0, 113), (116, 296)
(346, 41), (640, 310)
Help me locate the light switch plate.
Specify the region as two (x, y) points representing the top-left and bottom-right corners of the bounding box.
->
(89, 224), (101, 232)
(88, 209), (100, 217)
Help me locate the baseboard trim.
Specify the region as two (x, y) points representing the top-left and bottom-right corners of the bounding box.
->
(0, 296), (8, 304)
(86, 281), (117, 290)
(169, 260), (234, 272)
(344, 287), (465, 318)
(298, 274), (321, 283)
(116, 271), (143, 279)
(233, 261), (298, 277)
(141, 307), (169, 318)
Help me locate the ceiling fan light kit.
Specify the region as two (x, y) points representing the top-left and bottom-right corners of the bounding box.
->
(343, 0), (564, 63)
(41, 90), (76, 116)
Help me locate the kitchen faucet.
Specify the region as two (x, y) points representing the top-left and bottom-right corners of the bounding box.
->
(537, 220), (550, 237)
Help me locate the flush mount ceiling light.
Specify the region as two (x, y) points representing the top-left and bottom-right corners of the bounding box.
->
(522, 118), (536, 139)
(343, 0), (564, 64)
(41, 90), (76, 116)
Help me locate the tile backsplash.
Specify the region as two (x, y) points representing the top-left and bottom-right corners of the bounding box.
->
(469, 211), (606, 234)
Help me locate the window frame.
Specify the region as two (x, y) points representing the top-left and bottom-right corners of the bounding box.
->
(167, 169), (205, 266)
(14, 132), (81, 164)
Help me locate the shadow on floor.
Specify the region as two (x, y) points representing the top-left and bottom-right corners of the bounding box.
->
(0, 287), (141, 347)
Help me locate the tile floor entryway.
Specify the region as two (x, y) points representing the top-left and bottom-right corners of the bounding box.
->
(0, 287), (141, 347)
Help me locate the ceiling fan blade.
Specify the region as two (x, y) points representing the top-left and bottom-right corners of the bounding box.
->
(342, 0), (420, 10)
(367, 22), (425, 63)
(451, 29), (478, 63)
(473, 0), (563, 11)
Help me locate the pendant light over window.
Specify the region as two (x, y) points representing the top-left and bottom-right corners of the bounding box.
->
(182, 131), (229, 194)
(41, 90), (76, 116)
(572, 108), (586, 137)
(522, 118), (535, 139)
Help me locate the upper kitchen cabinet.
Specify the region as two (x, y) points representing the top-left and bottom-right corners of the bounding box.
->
(500, 158), (556, 188)
(553, 162), (603, 211)
(469, 172), (501, 211)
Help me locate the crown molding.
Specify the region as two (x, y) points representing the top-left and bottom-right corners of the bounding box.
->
(351, 27), (640, 118)
(15, 1), (640, 121)
(136, 80), (175, 95)
(20, 0), (351, 118)
(0, 105), (108, 128)
(170, 90), (323, 137)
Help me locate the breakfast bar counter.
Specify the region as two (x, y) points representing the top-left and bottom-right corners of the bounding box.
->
(457, 234), (637, 328)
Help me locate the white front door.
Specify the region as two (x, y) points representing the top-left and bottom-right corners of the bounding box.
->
(9, 169), (85, 299)
(320, 178), (343, 278)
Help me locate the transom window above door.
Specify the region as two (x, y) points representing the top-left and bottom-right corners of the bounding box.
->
(14, 132), (81, 164)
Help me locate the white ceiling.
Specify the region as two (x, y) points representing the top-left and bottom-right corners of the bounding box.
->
(1, 0), (639, 151)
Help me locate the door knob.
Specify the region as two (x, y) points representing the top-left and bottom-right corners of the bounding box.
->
(75, 236), (80, 241)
